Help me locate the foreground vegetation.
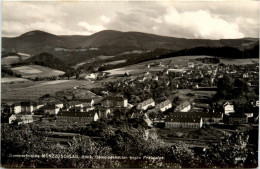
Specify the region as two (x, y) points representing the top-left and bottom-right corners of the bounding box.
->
(1, 121), (258, 168)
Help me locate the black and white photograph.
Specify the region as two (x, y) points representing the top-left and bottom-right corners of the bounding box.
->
(1, 0), (259, 168)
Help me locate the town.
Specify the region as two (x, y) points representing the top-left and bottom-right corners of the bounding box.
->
(1, 56), (259, 168)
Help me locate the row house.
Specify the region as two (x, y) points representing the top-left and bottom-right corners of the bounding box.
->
(136, 98), (155, 111)
(56, 111), (99, 123)
(165, 115), (203, 128)
(226, 113), (248, 124)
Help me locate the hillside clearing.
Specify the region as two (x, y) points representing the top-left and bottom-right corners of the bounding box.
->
(1, 77), (30, 84)
(11, 65), (65, 78)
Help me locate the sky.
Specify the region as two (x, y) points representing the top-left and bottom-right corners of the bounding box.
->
(2, 1), (259, 39)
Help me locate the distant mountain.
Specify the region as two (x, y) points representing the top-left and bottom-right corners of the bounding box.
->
(2, 30), (259, 64)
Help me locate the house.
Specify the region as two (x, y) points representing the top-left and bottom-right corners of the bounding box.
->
(50, 100), (64, 109)
(188, 62), (194, 68)
(143, 113), (153, 127)
(154, 60), (162, 66)
(32, 102), (44, 111)
(76, 99), (94, 107)
(152, 75), (159, 81)
(67, 101), (83, 109)
(242, 73), (249, 78)
(21, 101), (33, 113)
(226, 113), (248, 124)
(101, 96), (128, 108)
(223, 102), (235, 115)
(97, 107), (111, 118)
(2, 114), (16, 124)
(56, 111), (99, 123)
(165, 115), (203, 128)
(136, 98), (155, 111)
(155, 99), (172, 112)
(16, 115), (34, 124)
(10, 102), (22, 114)
(85, 73), (97, 80)
(1, 103), (10, 114)
(194, 112), (223, 124)
(174, 101), (191, 112)
(44, 104), (60, 115)
(244, 113), (254, 118)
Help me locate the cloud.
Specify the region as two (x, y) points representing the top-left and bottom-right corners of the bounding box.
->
(78, 22), (105, 34)
(1, 1), (259, 39)
(161, 7), (244, 39)
(100, 15), (111, 24)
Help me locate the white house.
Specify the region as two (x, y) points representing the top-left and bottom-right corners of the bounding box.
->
(137, 98), (155, 111)
(85, 73), (97, 80)
(223, 102), (235, 115)
(155, 100), (172, 112)
(10, 102), (22, 114)
(188, 62), (194, 68)
(165, 116), (203, 128)
(174, 101), (191, 112)
(7, 114), (17, 124)
(16, 115), (34, 124)
(244, 113), (254, 118)
(56, 111), (99, 123)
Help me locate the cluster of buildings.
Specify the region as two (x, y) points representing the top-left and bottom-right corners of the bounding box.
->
(2, 58), (259, 129)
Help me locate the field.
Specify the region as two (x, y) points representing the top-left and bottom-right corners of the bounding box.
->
(97, 55), (115, 59)
(219, 58), (259, 65)
(106, 60), (126, 65)
(1, 77), (30, 84)
(103, 56), (259, 76)
(1, 80), (89, 102)
(11, 65), (65, 78)
(1, 56), (20, 65)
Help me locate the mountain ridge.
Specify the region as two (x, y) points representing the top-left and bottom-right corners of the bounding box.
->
(2, 29), (259, 64)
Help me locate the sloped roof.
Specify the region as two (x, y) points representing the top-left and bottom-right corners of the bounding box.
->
(165, 115), (201, 123)
(44, 104), (59, 110)
(137, 98), (155, 108)
(170, 112), (222, 119)
(57, 111), (97, 117)
(228, 113), (247, 118)
(103, 95), (126, 101)
(68, 101), (82, 106)
(156, 100), (172, 108)
(20, 101), (33, 106)
(12, 102), (21, 107)
(16, 114), (33, 121)
(75, 98), (93, 103)
(174, 101), (190, 112)
(32, 101), (44, 106)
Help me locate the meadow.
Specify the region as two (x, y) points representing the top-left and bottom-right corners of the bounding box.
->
(1, 77), (30, 84)
(1, 80), (88, 102)
(11, 65), (65, 78)
(1, 56), (20, 65)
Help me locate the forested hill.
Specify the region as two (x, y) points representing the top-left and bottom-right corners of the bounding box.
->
(11, 52), (72, 72)
(159, 41), (259, 60)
